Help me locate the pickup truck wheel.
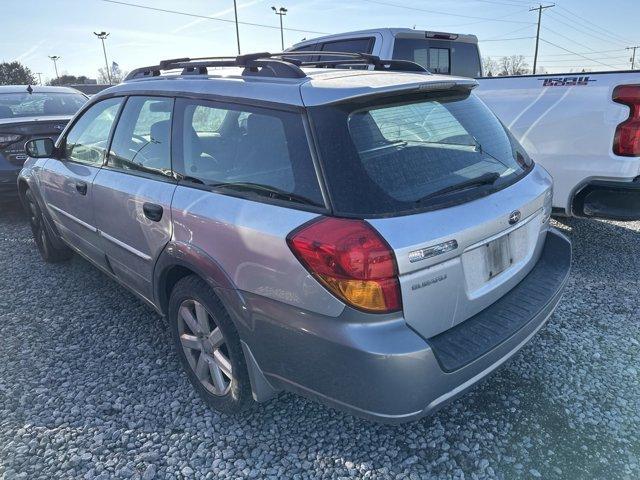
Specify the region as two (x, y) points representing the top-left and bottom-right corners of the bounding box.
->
(168, 275), (252, 414)
(25, 189), (72, 263)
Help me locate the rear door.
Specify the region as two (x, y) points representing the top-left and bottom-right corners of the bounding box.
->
(92, 96), (177, 302)
(40, 97), (124, 269)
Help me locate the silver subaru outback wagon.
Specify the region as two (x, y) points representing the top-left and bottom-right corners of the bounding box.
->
(18, 52), (571, 423)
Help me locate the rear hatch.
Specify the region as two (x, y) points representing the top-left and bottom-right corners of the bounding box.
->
(308, 84), (553, 339)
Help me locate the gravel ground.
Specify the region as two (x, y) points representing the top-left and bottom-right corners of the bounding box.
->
(0, 201), (639, 480)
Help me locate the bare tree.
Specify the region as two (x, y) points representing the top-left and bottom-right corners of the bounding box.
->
(482, 56), (498, 77)
(498, 55), (530, 76)
(98, 62), (126, 84)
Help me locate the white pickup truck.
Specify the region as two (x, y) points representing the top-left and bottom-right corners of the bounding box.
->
(289, 29), (640, 220)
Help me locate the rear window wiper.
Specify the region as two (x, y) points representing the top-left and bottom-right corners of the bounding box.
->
(207, 181), (321, 207)
(415, 172), (501, 204)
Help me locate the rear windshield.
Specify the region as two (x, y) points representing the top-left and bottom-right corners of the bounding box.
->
(0, 92), (87, 119)
(309, 91), (532, 217)
(393, 38), (482, 78)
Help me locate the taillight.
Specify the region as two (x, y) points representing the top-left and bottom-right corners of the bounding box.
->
(287, 217), (402, 313)
(613, 85), (640, 156)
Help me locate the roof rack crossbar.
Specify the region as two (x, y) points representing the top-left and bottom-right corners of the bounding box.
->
(124, 52), (428, 81)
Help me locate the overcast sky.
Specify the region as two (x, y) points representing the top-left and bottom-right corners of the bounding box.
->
(2, 0), (638, 82)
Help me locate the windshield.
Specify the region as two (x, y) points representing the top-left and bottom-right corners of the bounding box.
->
(309, 91), (532, 216)
(0, 92), (87, 119)
(393, 38), (482, 78)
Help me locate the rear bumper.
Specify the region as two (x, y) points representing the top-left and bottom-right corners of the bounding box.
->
(572, 178), (640, 221)
(240, 229), (571, 423)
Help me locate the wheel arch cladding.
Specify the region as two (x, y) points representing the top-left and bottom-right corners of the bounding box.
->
(154, 241), (246, 319)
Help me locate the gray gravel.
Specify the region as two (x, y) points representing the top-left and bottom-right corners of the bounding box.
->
(0, 202), (639, 479)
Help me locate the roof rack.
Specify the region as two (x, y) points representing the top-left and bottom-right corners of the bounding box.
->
(280, 51), (428, 73)
(124, 52), (427, 81)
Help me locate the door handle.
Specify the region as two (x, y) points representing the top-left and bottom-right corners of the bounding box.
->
(143, 202), (163, 222)
(75, 181), (88, 195)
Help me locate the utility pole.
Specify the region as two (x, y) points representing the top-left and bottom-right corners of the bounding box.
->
(48, 56), (61, 79)
(94, 31), (112, 84)
(233, 0), (241, 55)
(271, 6), (288, 51)
(627, 46), (640, 69)
(530, 4), (554, 75)
(35, 72), (43, 85)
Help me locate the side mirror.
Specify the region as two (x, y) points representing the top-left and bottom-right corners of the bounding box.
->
(25, 137), (55, 158)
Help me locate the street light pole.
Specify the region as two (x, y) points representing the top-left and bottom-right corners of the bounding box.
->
(35, 73), (43, 85)
(233, 0), (241, 55)
(530, 4), (554, 75)
(94, 31), (112, 84)
(48, 56), (61, 79)
(271, 6), (287, 51)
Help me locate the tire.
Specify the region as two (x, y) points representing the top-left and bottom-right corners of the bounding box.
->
(168, 275), (252, 414)
(24, 189), (73, 263)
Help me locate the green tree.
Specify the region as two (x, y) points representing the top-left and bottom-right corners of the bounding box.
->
(48, 74), (91, 86)
(0, 61), (36, 85)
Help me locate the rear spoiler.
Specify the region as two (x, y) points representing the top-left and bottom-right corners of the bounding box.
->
(316, 78), (478, 106)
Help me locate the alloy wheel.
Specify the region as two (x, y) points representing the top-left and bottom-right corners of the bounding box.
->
(177, 299), (233, 396)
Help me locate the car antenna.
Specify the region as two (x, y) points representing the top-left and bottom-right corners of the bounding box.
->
(26, 85), (33, 94)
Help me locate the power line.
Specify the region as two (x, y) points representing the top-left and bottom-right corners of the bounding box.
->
(542, 25), (597, 54)
(539, 38), (620, 70)
(530, 48), (628, 57)
(358, 0), (535, 24)
(481, 36), (535, 42)
(101, 0), (329, 35)
(470, 0), (530, 7)
(426, 8), (530, 28)
(546, 10), (629, 48)
(482, 23), (535, 40)
(555, 6), (635, 46)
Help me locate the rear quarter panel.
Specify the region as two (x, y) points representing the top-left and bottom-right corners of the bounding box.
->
(170, 186), (346, 317)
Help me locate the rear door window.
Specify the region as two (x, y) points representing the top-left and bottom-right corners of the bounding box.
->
(173, 99), (325, 208)
(107, 96), (173, 178)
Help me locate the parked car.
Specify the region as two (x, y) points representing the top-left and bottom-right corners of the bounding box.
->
(290, 29), (640, 220)
(0, 85), (87, 201)
(18, 52), (571, 423)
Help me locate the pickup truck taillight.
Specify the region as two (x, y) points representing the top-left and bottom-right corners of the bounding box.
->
(287, 217), (402, 313)
(613, 85), (640, 156)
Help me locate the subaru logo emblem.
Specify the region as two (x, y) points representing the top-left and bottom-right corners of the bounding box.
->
(508, 210), (521, 225)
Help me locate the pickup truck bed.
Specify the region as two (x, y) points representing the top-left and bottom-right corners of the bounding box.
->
(475, 71), (640, 220)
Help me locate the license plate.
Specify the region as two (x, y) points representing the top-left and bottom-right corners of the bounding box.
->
(485, 235), (511, 280)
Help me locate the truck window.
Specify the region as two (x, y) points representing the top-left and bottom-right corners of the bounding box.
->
(429, 48), (450, 74)
(288, 43), (318, 62)
(320, 38), (374, 61)
(393, 38), (481, 78)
